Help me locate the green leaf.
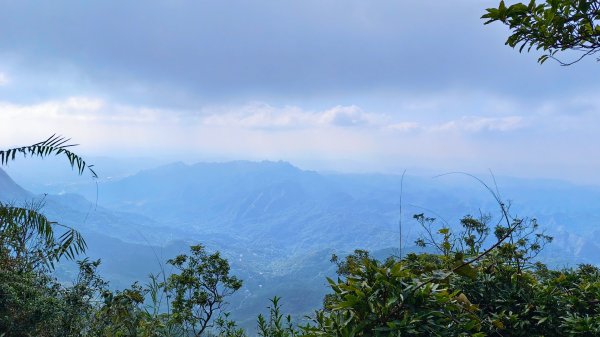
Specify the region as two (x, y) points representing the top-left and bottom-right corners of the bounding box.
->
(454, 263), (478, 280)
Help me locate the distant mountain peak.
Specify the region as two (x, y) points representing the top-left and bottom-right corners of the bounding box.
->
(180, 160), (301, 174)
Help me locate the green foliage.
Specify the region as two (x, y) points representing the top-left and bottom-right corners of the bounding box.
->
(0, 136), (99, 336)
(0, 265), (62, 336)
(215, 312), (247, 337)
(257, 297), (299, 337)
(166, 244), (243, 337)
(0, 258), (106, 337)
(330, 250), (376, 277)
(0, 242), (245, 337)
(293, 206), (600, 336)
(59, 259), (108, 336)
(87, 244), (245, 337)
(3, 202), (600, 336)
(92, 284), (148, 336)
(305, 256), (482, 337)
(483, 0), (600, 65)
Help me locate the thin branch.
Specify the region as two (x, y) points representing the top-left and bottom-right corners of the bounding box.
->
(411, 172), (522, 293)
(398, 169), (406, 260)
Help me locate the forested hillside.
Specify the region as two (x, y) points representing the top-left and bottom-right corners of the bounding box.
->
(4, 159), (600, 334)
(4, 156), (600, 335)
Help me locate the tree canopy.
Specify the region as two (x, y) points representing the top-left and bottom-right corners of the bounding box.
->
(483, 0), (600, 65)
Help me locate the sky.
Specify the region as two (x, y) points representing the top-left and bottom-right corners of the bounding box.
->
(0, 0), (599, 184)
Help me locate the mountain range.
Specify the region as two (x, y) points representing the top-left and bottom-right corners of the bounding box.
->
(3, 160), (600, 328)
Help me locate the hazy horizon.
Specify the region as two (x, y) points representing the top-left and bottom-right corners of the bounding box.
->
(1, 1), (599, 184)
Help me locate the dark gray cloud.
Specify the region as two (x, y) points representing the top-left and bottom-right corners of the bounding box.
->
(0, 0), (596, 108)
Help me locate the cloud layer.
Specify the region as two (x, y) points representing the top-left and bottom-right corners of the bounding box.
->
(1, 91), (599, 184)
(0, 1), (597, 107)
(0, 1), (598, 184)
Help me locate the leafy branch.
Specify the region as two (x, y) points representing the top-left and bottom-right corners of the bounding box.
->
(483, 0), (600, 65)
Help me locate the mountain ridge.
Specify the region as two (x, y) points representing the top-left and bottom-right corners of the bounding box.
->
(0, 167), (31, 201)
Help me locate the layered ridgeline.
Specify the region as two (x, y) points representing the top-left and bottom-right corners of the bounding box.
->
(3, 161), (600, 327)
(0, 167), (30, 200)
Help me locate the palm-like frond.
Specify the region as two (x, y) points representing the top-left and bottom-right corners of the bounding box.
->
(0, 135), (94, 266)
(0, 204), (87, 263)
(0, 204), (55, 243)
(0, 134), (97, 178)
(56, 225), (87, 260)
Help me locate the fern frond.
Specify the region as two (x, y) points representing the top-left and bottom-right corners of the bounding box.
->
(0, 134), (97, 178)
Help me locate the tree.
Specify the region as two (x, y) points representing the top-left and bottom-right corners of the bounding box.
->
(482, 0), (600, 65)
(166, 244), (243, 337)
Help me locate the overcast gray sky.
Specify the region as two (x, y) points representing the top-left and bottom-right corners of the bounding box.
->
(0, 0), (598, 184)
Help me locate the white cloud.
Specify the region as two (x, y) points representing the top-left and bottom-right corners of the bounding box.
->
(319, 105), (377, 127)
(0, 96), (107, 124)
(386, 122), (420, 132)
(434, 116), (525, 133)
(200, 103), (384, 130)
(64, 97), (104, 111)
(201, 104), (309, 130)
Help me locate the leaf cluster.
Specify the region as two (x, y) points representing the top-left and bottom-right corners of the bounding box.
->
(483, 0), (600, 65)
